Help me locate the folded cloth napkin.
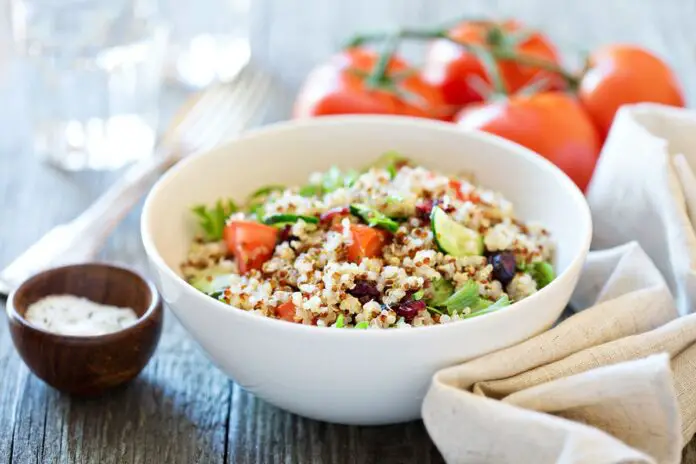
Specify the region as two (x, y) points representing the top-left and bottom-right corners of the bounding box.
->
(422, 104), (696, 464)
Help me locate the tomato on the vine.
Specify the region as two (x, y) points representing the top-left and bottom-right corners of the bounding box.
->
(293, 48), (446, 119)
(455, 92), (601, 192)
(422, 20), (563, 108)
(578, 44), (685, 140)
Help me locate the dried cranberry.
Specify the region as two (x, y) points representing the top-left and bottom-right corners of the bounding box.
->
(488, 251), (517, 286)
(441, 202), (456, 214)
(415, 200), (434, 221)
(348, 280), (381, 305)
(277, 225), (296, 244)
(320, 207), (350, 225)
(394, 299), (426, 322)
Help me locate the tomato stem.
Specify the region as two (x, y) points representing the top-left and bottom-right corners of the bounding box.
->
(364, 30), (402, 89)
(489, 47), (581, 89)
(352, 28), (508, 95)
(465, 43), (508, 95)
(345, 26), (582, 93)
(345, 28), (444, 48)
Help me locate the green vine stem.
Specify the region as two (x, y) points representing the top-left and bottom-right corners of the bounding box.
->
(344, 27), (582, 91)
(364, 30), (403, 89)
(345, 28), (445, 48)
(493, 48), (581, 89)
(351, 28), (508, 95)
(467, 43), (508, 95)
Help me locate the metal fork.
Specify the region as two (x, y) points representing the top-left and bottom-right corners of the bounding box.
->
(0, 63), (273, 295)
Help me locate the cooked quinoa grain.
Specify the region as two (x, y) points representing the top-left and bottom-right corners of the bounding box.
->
(182, 154), (555, 328)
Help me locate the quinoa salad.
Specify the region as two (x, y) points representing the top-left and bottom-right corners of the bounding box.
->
(182, 153), (555, 329)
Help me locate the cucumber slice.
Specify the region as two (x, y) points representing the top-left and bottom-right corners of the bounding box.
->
(190, 272), (232, 296)
(349, 204), (399, 233)
(263, 214), (319, 226)
(430, 206), (484, 256)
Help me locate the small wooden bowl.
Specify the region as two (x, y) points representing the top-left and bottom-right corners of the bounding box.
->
(7, 263), (163, 396)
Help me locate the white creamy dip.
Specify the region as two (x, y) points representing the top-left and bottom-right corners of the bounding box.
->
(25, 295), (139, 336)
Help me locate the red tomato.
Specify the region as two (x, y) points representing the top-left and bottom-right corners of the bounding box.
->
(293, 48), (446, 119)
(579, 44), (685, 140)
(422, 20), (562, 109)
(223, 221), (278, 274)
(455, 92), (601, 192)
(275, 301), (297, 322)
(345, 225), (390, 262)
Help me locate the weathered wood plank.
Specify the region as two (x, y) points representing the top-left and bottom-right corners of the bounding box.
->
(0, 321), (20, 464)
(225, 386), (444, 464)
(9, 373), (49, 464)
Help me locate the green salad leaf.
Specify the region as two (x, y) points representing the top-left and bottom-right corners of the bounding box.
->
(342, 169), (360, 188)
(424, 277), (511, 318)
(248, 184), (285, 200)
(368, 151), (411, 179)
(462, 295), (510, 319)
(530, 261), (555, 289)
(441, 279), (480, 315)
(334, 314), (345, 328)
(191, 199), (238, 241)
(426, 278), (455, 307)
(297, 167), (361, 198)
(354, 321), (369, 329)
(247, 202), (265, 219)
(299, 184), (322, 197)
(322, 166), (345, 193)
(321, 166), (361, 193)
(426, 306), (443, 315)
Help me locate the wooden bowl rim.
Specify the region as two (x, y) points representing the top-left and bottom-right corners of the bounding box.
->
(6, 263), (162, 343)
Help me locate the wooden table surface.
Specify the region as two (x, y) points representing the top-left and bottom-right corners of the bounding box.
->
(1, 0), (696, 462)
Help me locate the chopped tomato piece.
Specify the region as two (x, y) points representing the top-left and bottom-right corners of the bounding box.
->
(275, 301), (297, 322)
(223, 221), (279, 274)
(449, 180), (464, 201)
(346, 224), (390, 262)
(449, 179), (480, 203)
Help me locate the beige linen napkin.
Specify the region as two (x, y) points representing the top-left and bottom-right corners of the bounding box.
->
(422, 104), (696, 464)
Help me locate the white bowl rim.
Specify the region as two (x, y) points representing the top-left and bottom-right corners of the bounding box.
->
(141, 115), (592, 338)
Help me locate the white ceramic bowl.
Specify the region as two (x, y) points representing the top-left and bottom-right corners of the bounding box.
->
(141, 116), (591, 426)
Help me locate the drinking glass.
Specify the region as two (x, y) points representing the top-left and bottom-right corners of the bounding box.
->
(161, 0), (250, 89)
(11, 0), (168, 171)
